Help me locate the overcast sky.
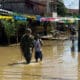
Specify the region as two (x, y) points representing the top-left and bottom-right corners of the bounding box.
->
(63, 0), (79, 9)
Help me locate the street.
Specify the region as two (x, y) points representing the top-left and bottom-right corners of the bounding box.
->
(0, 40), (79, 80)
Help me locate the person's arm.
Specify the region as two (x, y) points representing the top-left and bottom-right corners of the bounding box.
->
(20, 35), (25, 48)
(32, 40), (34, 53)
(40, 39), (43, 46)
(31, 36), (34, 53)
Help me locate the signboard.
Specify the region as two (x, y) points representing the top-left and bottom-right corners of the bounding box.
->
(52, 12), (57, 18)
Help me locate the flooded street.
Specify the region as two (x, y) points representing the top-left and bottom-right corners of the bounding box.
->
(0, 40), (79, 80)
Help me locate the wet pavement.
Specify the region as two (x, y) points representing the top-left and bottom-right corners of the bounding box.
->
(0, 40), (79, 80)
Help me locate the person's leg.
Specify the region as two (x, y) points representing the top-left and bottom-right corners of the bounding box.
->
(40, 51), (43, 61)
(36, 58), (38, 62)
(24, 52), (32, 64)
(35, 52), (38, 62)
(21, 48), (32, 64)
(26, 56), (31, 64)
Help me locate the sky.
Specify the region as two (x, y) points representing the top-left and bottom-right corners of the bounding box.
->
(63, 0), (79, 9)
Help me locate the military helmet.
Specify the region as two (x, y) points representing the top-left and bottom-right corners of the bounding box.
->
(25, 28), (32, 33)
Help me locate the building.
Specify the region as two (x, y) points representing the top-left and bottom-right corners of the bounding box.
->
(67, 9), (79, 16)
(0, 0), (57, 16)
(0, 0), (46, 16)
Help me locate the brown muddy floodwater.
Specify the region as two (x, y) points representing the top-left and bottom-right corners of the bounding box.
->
(0, 40), (79, 80)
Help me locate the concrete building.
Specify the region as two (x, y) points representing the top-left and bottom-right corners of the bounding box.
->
(0, 0), (45, 16)
(67, 9), (79, 16)
(0, 0), (57, 16)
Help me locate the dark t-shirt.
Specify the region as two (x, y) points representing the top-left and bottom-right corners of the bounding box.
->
(70, 27), (76, 35)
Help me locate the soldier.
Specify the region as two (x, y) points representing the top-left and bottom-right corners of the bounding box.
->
(20, 28), (34, 64)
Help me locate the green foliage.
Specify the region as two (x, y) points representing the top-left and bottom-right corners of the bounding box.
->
(57, 0), (68, 16)
(2, 20), (27, 38)
(15, 20), (27, 27)
(2, 20), (16, 37)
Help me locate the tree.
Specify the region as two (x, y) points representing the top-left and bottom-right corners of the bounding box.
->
(3, 20), (16, 44)
(57, 0), (68, 16)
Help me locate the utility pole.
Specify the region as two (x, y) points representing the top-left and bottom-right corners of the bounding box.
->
(78, 0), (80, 51)
(2, 0), (4, 9)
(46, 0), (50, 15)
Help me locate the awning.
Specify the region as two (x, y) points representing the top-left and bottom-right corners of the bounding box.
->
(14, 16), (27, 21)
(0, 15), (13, 19)
(40, 17), (60, 22)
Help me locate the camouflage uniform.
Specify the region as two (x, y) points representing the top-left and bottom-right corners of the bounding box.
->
(20, 34), (34, 64)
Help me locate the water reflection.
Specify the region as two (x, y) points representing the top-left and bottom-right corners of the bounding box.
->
(1, 62), (43, 80)
(71, 40), (78, 59)
(78, 51), (80, 80)
(0, 40), (79, 80)
(2, 67), (23, 80)
(42, 40), (77, 80)
(71, 41), (76, 59)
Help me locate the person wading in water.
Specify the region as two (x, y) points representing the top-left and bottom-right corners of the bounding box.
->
(20, 28), (34, 64)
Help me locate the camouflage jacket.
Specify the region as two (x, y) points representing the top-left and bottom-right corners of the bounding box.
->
(20, 34), (34, 51)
